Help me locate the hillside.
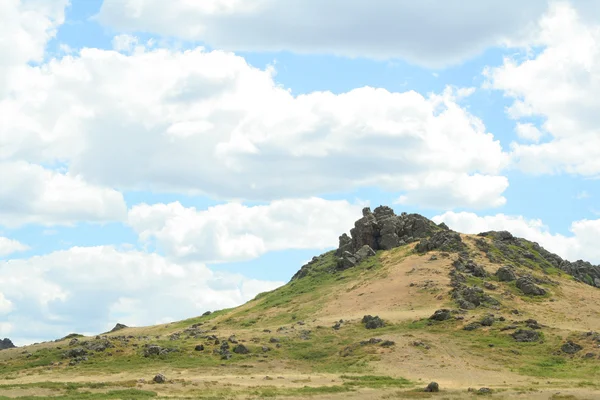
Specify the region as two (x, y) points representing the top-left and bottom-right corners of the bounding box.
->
(1, 206), (599, 399)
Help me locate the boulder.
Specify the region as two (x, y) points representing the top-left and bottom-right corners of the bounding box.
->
(495, 266), (517, 282)
(194, 345), (204, 351)
(232, 344), (250, 354)
(511, 329), (541, 342)
(516, 277), (546, 296)
(153, 374), (166, 384)
(424, 382), (440, 392)
(362, 315), (385, 329)
(561, 341), (582, 354)
(429, 309), (452, 321)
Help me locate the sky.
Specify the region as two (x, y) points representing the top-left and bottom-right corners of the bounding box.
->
(1, 0), (599, 346)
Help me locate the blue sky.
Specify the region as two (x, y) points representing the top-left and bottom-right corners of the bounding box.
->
(1, 0), (599, 345)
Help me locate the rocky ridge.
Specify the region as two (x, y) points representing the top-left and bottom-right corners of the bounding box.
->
(292, 206), (600, 289)
(0, 338), (16, 350)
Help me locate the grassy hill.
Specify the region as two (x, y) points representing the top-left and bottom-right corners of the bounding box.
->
(1, 216), (599, 399)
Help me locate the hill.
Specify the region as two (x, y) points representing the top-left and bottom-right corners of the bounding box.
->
(0, 206), (599, 399)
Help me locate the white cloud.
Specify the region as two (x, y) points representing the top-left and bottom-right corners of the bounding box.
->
(128, 198), (363, 263)
(0, 162), (127, 227)
(96, 0), (558, 67)
(1, 45), (509, 209)
(0, 0), (68, 95)
(0, 292), (13, 315)
(433, 211), (600, 264)
(0, 246), (284, 344)
(515, 122), (543, 142)
(0, 237), (29, 257)
(486, 2), (600, 177)
(112, 34), (139, 53)
(575, 190), (590, 200)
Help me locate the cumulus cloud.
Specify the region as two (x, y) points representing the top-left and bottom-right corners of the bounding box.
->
(0, 237), (29, 257)
(0, 292), (13, 314)
(96, 0), (556, 67)
(1, 45), (509, 209)
(0, 246), (284, 345)
(433, 211), (600, 264)
(0, 0), (68, 94)
(486, 2), (600, 177)
(128, 198), (363, 263)
(0, 162), (127, 227)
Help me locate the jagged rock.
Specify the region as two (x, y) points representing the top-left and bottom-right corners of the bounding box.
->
(480, 315), (495, 327)
(232, 344), (249, 354)
(362, 315), (385, 329)
(63, 348), (87, 358)
(464, 322), (482, 331)
(355, 244), (376, 260)
(425, 382), (440, 392)
(86, 339), (113, 352)
(335, 233), (353, 257)
(561, 341), (582, 354)
(360, 338), (383, 345)
(110, 323), (128, 333)
(416, 230), (466, 253)
(429, 309), (452, 321)
(511, 329), (541, 342)
(495, 266), (517, 282)
(516, 277), (546, 296)
(228, 335), (238, 344)
(153, 374), (166, 383)
(350, 207), (379, 252)
(452, 285), (499, 309)
(0, 338), (16, 350)
(143, 345), (177, 357)
(454, 258), (488, 277)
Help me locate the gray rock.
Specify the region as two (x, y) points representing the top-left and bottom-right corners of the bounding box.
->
(463, 322), (482, 331)
(495, 266), (517, 282)
(516, 277), (546, 296)
(425, 382), (440, 392)
(362, 315), (385, 329)
(0, 338), (16, 350)
(63, 348), (88, 358)
(429, 309), (452, 321)
(153, 374), (166, 384)
(355, 245), (376, 260)
(561, 341), (582, 354)
(110, 323), (128, 333)
(416, 230), (466, 253)
(194, 344), (204, 351)
(480, 315), (495, 327)
(232, 344), (250, 354)
(511, 329), (541, 342)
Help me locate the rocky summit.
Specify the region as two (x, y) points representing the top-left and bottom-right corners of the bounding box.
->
(0, 338), (16, 350)
(1, 205), (599, 399)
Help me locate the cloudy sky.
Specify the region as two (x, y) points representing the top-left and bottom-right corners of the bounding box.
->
(1, 0), (599, 345)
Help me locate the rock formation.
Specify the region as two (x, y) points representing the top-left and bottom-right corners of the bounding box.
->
(0, 338), (16, 350)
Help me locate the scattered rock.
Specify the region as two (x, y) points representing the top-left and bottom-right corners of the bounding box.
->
(232, 344), (250, 354)
(194, 345), (204, 351)
(63, 348), (87, 358)
(480, 315), (495, 327)
(360, 338), (383, 345)
(512, 329), (541, 342)
(429, 309), (452, 321)
(153, 374), (166, 384)
(202, 311), (212, 316)
(516, 277), (546, 296)
(483, 282), (497, 290)
(416, 230), (466, 253)
(495, 266), (517, 282)
(478, 387), (492, 395)
(381, 340), (395, 347)
(463, 322), (482, 331)
(362, 315), (385, 329)
(561, 341), (583, 354)
(424, 382), (439, 392)
(269, 338), (280, 343)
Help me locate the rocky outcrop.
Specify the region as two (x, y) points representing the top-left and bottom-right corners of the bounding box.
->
(479, 231), (600, 289)
(415, 230), (466, 253)
(516, 277), (546, 296)
(495, 266), (517, 282)
(334, 206), (444, 270)
(0, 338), (16, 350)
(110, 323), (128, 333)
